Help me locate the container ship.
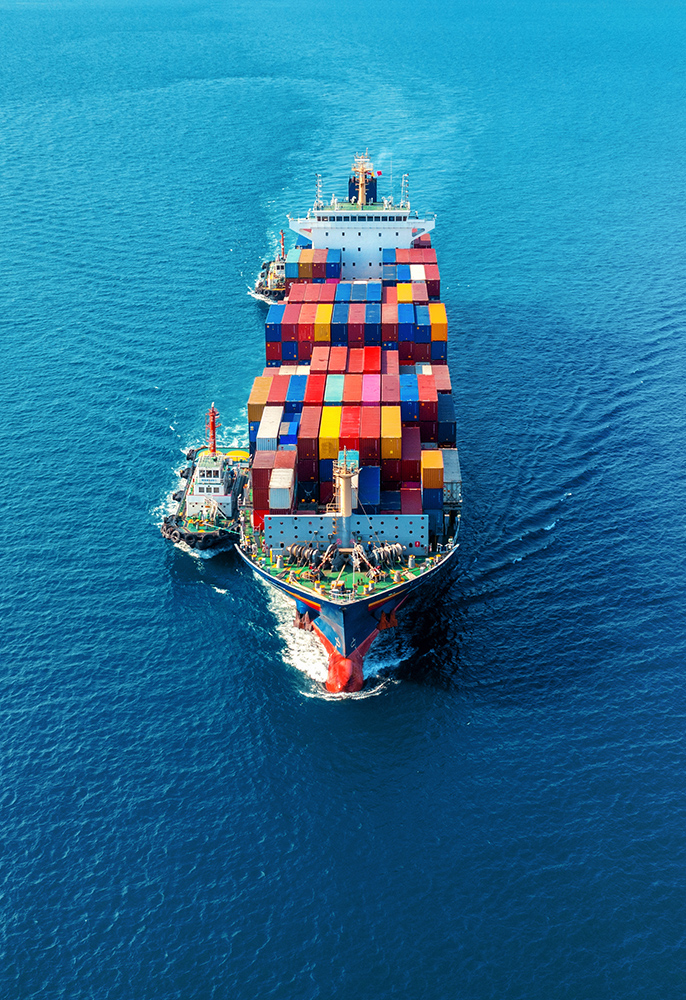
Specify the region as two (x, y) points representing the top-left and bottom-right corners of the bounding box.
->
(164, 153), (462, 692)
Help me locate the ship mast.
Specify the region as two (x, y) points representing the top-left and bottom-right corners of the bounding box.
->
(206, 403), (219, 456)
(353, 151), (373, 208)
(335, 450), (354, 546)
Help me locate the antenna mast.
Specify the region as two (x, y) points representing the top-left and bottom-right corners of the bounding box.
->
(400, 173), (410, 209)
(314, 173), (323, 209)
(206, 403), (220, 456)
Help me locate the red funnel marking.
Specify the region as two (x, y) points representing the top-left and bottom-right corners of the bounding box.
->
(326, 650), (364, 693)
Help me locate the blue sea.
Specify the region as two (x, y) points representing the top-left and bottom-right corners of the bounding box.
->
(2, 1), (686, 996)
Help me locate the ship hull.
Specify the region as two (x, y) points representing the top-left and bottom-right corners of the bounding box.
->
(235, 544), (458, 691)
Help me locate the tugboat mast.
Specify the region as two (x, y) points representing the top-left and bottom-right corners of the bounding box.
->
(206, 403), (219, 455)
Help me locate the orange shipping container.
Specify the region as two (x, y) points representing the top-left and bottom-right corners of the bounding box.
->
(247, 375), (273, 422)
(421, 449), (444, 489)
(428, 302), (448, 341)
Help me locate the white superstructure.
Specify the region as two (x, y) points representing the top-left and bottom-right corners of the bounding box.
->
(287, 153), (435, 280)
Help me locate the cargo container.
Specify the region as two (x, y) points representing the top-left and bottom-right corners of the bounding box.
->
(420, 449), (444, 489)
(359, 406), (381, 465)
(256, 405), (283, 452)
(381, 406), (402, 459)
(318, 406), (342, 459)
(247, 375), (273, 422)
(269, 467), (295, 511)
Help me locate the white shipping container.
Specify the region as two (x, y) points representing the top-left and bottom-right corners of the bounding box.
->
(256, 405), (284, 451)
(269, 468), (295, 510)
(410, 264), (426, 282)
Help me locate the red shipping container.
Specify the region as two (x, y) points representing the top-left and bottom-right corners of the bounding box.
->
(381, 350), (400, 375)
(328, 346), (348, 373)
(381, 459), (402, 484)
(310, 345), (330, 371)
(381, 373), (401, 404)
(252, 488), (270, 509)
(382, 285), (398, 305)
(304, 374), (326, 405)
(420, 420), (438, 443)
(417, 374), (438, 421)
(401, 487), (423, 514)
(339, 406), (361, 451)
(298, 341), (312, 361)
(396, 248), (410, 264)
(297, 406), (322, 460)
(414, 343), (431, 363)
(434, 366), (452, 393)
(348, 330), (364, 347)
(424, 264), (440, 299)
(348, 348), (364, 373)
(267, 374), (290, 405)
(363, 346), (381, 373)
(411, 282), (429, 304)
(281, 302), (301, 341)
(252, 451), (276, 491)
(288, 283), (307, 303)
(252, 509), (268, 531)
(343, 374), (363, 404)
(313, 248), (327, 279)
(265, 342), (281, 362)
(303, 283), (321, 303)
(319, 481), (334, 506)
(381, 302), (398, 340)
(298, 302), (317, 342)
(402, 426), (422, 482)
(359, 406), (381, 465)
(274, 449), (297, 471)
(398, 342), (414, 363)
(298, 458), (318, 481)
(348, 302), (366, 341)
(421, 248), (437, 264)
(319, 284), (337, 303)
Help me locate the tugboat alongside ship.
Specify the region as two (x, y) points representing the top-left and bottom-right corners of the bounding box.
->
(163, 153), (462, 691)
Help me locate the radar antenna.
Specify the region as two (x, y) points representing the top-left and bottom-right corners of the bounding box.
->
(314, 173), (324, 209)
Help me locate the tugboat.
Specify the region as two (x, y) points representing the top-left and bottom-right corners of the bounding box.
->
(253, 230), (287, 302)
(161, 404), (249, 550)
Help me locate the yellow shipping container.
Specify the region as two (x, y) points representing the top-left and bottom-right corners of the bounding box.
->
(299, 247), (314, 280)
(396, 283), (413, 304)
(381, 406), (402, 459)
(421, 449), (445, 489)
(428, 302), (448, 341)
(319, 406), (341, 459)
(314, 303), (333, 342)
(247, 376), (273, 423)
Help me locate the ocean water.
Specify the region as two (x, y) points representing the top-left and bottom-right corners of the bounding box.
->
(2, 1), (686, 996)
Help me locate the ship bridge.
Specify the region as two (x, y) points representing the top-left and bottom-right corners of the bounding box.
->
(287, 153), (435, 279)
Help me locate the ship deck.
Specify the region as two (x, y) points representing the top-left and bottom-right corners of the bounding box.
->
(241, 522), (451, 604)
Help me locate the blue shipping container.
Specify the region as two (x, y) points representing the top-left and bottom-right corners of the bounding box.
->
(396, 264), (412, 282)
(382, 249), (396, 264)
(334, 282), (352, 302)
(367, 281), (383, 302)
(351, 282), (368, 302)
(382, 264), (397, 284)
(414, 304), (431, 344)
(431, 341), (447, 362)
(285, 375), (307, 413)
(422, 488), (444, 510)
(398, 302), (416, 342)
(281, 341), (298, 361)
(358, 466), (381, 505)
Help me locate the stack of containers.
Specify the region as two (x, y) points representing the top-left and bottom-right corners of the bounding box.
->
(252, 230), (456, 521)
(274, 278), (448, 361)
